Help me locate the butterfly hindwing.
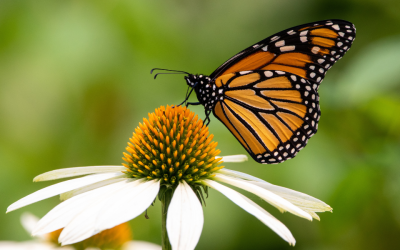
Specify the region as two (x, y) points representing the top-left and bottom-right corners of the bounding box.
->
(212, 70), (320, 164)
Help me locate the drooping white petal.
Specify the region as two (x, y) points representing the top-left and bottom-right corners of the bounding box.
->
(248, 181), (332, 213)
(218, 168), (332, 213)
(167, 181), (204, 250)
(58, 180), (147, 245)
(32, 179), (129, 236)
(7, 172), (125, 213)
(203, 179), (296, 246)
(60, 173), (125, 201)
(122, 240), (162, 250)
(216, 155), (248, 163)
(33, 166), (126, 182)
(307, 211), (320, 221)
(217, 168), (265, 182)
(93, 179), (160, 233)
(214, 174), (312, 220)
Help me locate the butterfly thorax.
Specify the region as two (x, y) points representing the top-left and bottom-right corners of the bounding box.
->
(185, 74), (219, 111)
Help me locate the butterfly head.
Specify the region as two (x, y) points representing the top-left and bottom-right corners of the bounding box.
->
(184, 74), (210, 88)
(185, 74), (217, 110)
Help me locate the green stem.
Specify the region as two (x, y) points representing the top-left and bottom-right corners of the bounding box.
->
(161, 189), (173, 250)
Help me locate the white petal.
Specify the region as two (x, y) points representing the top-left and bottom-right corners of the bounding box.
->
(167, 181), (204, 250)
(248, 181), (332, 213)
(218, 169), (332, 213)
(94, 179), (160, 232)
(32, 179), (129, 236)
(122, 241), (162, 250)
(33, 166), (126, 182)
(59, 179), (159, 245)
(7, 172), (124, 213)
(217, 168), (265, 182)
(57, 180), (143, 245)
(307, 211), (320, 221)
(20, 212), (39, 235)
(203, 180), (296, 246)
(214, 174), (312, 220)
(216, 155), (248, 163)
(60, 173), (125, 201)
(20, 212), (49, 241)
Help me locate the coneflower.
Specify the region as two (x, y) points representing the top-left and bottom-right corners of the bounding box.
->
(7, 105), (331, 249)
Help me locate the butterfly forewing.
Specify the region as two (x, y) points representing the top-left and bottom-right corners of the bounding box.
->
(210, 19), (356, 90)
(212, 70), (320, 164)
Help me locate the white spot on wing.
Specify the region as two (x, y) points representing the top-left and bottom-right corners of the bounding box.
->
(300, 30), (308, 36)
(312, 46), (320, 54)
(287, 30), (296, 35)
(275, 40), (285, 47)
(264, 71), (273, 77)
(332, 24), (340, 30)
(300, 37), (308, 43)
(271, 36), (280, 42)
(280, 45), (295, 52)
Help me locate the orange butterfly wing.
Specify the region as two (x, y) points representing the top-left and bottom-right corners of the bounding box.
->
(210, 20), (355, 164)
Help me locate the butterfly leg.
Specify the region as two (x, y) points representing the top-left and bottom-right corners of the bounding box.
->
(186, 102), (201, 106)
(173, 101), (200, 109)
(204, 110), (212, 126)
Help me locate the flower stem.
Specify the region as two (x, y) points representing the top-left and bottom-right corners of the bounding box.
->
(161, 189), (173, 250)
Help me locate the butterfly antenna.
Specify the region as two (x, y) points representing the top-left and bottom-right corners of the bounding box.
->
(153, 72), (189, 79)
(150, 68), (190, 75)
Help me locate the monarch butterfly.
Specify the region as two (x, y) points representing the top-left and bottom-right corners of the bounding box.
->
(152, 19), (356, 164)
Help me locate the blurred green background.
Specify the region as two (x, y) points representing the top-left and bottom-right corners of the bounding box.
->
(1, 0), (400, 249)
